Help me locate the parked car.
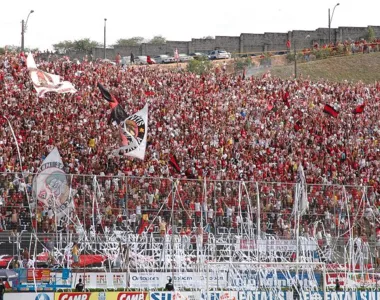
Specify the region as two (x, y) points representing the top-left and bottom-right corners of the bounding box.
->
(189, 52), (209, 60)
(208, 50), (231, 60)
(153, 55), (175, 64)
(178, 54), (193, 62)
(135, 56), (156, 65)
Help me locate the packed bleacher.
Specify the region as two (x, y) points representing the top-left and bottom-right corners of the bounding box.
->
(1, 48), (380, 246)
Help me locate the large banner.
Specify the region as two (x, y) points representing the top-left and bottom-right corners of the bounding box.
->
(55, 293), (102, 300)
(27, 53), (77, 97)
(106, 292), (148, 300)
(113, 104), (148, 160)
(5, 293), (54, 300)
(32, 147), (72, 218)
(150, 291), (238, 300)
(69, 273), (127, 289)
(67, 271), (324, 289)
(130, 272), (226, 289)
(7, 290), (380, 300)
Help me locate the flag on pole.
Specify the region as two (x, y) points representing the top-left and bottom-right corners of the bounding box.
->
(169, 154), (181, 173)
(293, 164), (308, 216)
(27, 53), (76, 97)
(32, 147), (72, 217)
(98, 83), (148, 160)
(113, 104), (148, 160)
(97, 83), (129, 124)
(352, 103), (365, 114)
(323, 104), (339, 118)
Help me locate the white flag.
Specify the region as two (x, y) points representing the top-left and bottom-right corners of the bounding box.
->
(32, 147), (72, 216)
(27, 53), (77, 97)
(113, 104), (148, 160)
(293, 164), (309, 215)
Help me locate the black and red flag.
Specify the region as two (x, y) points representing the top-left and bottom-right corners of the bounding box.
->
(294, 121), (302, 132)
(97, 83), (128, 124)
(352, 103), (365, 114)
(323, 104), (339, 118)
(169, 154), (181, 174)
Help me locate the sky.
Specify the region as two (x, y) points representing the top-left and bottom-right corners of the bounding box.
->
(1, 0), (379, 51)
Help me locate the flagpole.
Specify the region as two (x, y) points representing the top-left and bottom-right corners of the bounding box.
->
(2, 116), (23, 170)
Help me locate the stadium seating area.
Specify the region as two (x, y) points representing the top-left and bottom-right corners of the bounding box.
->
(1, 49), (380, 245)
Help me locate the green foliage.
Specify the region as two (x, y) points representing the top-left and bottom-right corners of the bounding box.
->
(312, 48), (331, 59)
(53, 38), (100, 53)
(115, 37), (144, 46)
(149, 35), (166, 44)
(0, 47), (5, 55)
(286, 52), (307, 62)
(73, 38), (100, 52)
(52, 40), (74, 53)
(187, 57), (213, 75)
(367, 26), (376, 42)
(260, 52), (273, 66)
(234, 57), (252, 71)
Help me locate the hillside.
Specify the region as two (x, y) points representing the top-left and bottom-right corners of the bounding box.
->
(251, 52), (380, 84)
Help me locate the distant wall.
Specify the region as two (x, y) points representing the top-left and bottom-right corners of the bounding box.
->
(90, 25), (379, 60)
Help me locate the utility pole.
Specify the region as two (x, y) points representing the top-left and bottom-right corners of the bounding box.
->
(21, 10), (34, 52)
(104, 18), (107, 59)
(21, 20), (25, 52)
(294, 39), (297, 79)
(328, 3), (340, 44)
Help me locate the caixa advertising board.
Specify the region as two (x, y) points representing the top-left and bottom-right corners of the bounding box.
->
(149, 291), (238, 300)
(6, 293), (54, 300)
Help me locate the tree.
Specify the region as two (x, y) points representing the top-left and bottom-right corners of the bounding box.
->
(202, 36), (214, 39)
(149, 35), (166, 44)
(115, 37), (144, 46)
(234, 57), (252, 72)
(52, 40), (75, 53)
(366, 27), (376, 42)
(52, 38), (100, 53)
(73, 38), (100, 53)
(187, 57), (213, 75)
(0, 47), (5, 55)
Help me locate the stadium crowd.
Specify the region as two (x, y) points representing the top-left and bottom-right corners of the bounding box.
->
(0, 49), (380, 244)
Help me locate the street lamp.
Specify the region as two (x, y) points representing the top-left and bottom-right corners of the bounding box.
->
(21, 9), (34, 52)
(328, 3), (340, 44)
(104, 18), (107, 59)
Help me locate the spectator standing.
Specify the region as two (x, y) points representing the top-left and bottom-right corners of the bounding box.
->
(335, 278), (341, 292)
(76, 278), (84, 292)
(0, 279), (5, 300)
(10, 209), (18, 235)
(22, 248), (29, 268)
(165, 278), (174, 291)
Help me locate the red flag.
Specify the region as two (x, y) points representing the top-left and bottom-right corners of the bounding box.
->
(352, 103), (365, 114)
(169, 154), (181, 174)
(323, 104), (339, 118)
(294, 121), (302, 131)
(147, 56), (154, 65)
(97, 83), (128, 124)
(145, 91), (155, 96)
